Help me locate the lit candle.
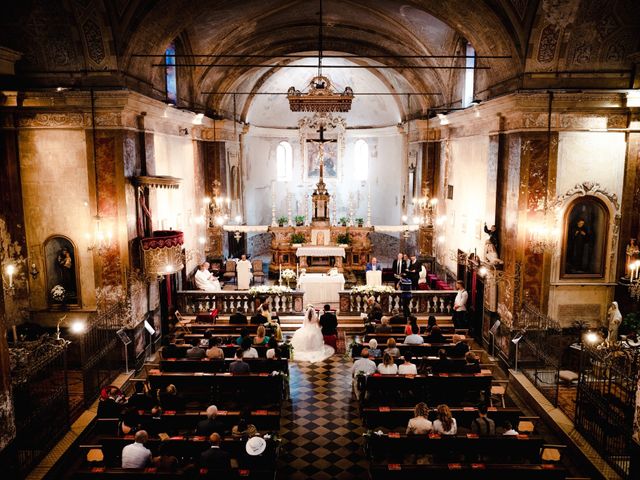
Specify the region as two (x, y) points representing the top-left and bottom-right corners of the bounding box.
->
(279, 263), (282, 281)
(296, 262), (299, 279)
(6, 264), (15, 288)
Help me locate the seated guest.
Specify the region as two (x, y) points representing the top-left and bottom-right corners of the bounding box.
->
(366, 256), (380, 271)
(406, 402), (432, 435)
(206, 337), (225, 360)
(120, 406), (143, 435)
(250, 309), (268, 325)
(200, 432), (231, 472)
(241, 337), (259, 358)
(432, 349), (451, 374)
(230, 307), (248, 324)
(158, 384), (185, 412)
(232, 413), (258, 439)
(153, 442), (178, 472)
(196, 405), (225, 436)
(121, 430), (152, 468)
(425, 315), (438, 333)
(319, 304), (338, 349)
(97, 386), (125, 418)
(463, 351), (481, 373)
(404, 324), (424, 345)
(433, 404), (457, 435)
(194, 262), (221, 292)
(127, 382), (153, 412)
(424, 325), (447, 344)
(404, 316), (419, 335)
(186, 339), (206, 360)
(471, 403), (496, 436)
(398, 351), (417, 375)
(253, 325), (269, 346)
(384, 338), (400, 358)
(502, 420), (518, 436)
(368, 338), (381, 358)
(389, 308), (405, 325)
(266, 337), (281, 359)
(351, 348), (376, 376)
(375, 316), (393, 333)
(236, 327), (251, 345)
(229, 348), (251, 374)
(377, 352), (398, 374)
(161, 335), (184, 359)
(450, 334), (470, 357)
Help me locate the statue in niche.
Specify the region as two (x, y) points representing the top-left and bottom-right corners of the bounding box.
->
(626, 238), (639, 278)
(562, 197), (608, 278)
(45, 236), (80, 306)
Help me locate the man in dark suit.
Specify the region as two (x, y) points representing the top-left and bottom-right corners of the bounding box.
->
(391, 253), (407, 279)
(196, 405), (225, 436)
(319, 304), (338, 349)
(230, 308), (247, 324)
(405, 254), (422, 289)
(200, 432), (231, 473)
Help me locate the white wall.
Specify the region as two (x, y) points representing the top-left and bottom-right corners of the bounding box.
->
(242, 127), (405, 227)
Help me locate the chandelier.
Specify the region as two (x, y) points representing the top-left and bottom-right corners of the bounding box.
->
(206, 180), (231, 226)
(412, 187), (438, 226)
(86, 216), (113, 252)
(527, 208), (559, 254)
(288, 0), (354, 113)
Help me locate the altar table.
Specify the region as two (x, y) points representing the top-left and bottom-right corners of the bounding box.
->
(296, 246), (346, 257)
(366, 270), (382, 287)
(297, 273), (345, 305)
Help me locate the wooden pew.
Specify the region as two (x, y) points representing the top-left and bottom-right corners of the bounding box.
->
(359, 373), (493, 407)
(361, 406), (524, 430)
(363, 333), (470, 344)
(160, 345), (273, 359)
(351, 343), (471, 358)
(73, 467), (274, 479)
(361, 357), (469, 373)
(366, 433), (545, 464)
(147, 371), (285, 408)
(158, 358), (288, 374)
(368, 463), (569, 480)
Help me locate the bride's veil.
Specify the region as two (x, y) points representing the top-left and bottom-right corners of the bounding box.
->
(303, 305), (317, 327)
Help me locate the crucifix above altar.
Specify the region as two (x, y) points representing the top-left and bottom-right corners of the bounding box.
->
(309, 125), (334, 226)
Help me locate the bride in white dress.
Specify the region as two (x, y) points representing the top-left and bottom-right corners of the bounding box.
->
(290, 305), (335, 362)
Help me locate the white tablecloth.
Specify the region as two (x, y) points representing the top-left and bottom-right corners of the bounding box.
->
(296, 246), (346, 257)
(366, 270), (382, 287)
(297, 273), (345, 304)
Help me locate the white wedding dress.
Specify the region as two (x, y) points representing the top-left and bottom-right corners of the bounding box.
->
(291, 307), (335, 362)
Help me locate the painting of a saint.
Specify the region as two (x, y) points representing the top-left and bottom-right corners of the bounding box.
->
(562, 197), (608, 277)
(307, 141), (338, 179)
(44, 236), (80, 305)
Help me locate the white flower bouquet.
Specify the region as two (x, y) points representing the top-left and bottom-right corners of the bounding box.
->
(248, 285), (293, 296)
(350, 285), (396, 295)
(281, 269), (296, 281)
(51, 284), (66, 302)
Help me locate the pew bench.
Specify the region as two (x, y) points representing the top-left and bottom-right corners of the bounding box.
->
(158, 358), (288, 374)
(368, 463), (569, 480)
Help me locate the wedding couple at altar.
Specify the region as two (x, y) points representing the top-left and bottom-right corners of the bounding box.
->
(290, 304), (338, 362)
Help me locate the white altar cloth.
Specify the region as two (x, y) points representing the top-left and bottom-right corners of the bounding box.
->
(366, 270), (382, 287)
(296, 246), (346, 257)
(297, 273), (345, 304)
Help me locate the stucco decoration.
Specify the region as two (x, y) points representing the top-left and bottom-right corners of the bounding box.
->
(82, 19), (106, 64)
(552, 181), (620, 211)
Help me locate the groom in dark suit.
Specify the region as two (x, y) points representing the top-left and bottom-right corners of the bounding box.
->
(319, 304), (338, 350)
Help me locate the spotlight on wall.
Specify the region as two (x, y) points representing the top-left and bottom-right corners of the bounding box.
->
(584, 331), (600, 345)
(70, 320), (87, 334)
(198, 236), (206, 245)
(478, 266), (488, 277)
(192, 113), (205, 125)
(437, 113), (450, 125)
(3, 264), (17, 296)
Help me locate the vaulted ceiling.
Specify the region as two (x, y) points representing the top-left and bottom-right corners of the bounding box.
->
(1, 0), (639, 121)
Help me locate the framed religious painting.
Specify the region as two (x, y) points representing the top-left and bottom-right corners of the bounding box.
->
(305, 140), (339, 181)
(561, 197), (608, 278)
(44, 235), (81, 307)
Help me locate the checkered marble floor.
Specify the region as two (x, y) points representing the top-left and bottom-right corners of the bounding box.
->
(278, 355), (367, 479)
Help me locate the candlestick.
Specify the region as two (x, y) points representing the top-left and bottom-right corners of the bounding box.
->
(287, 192), (292, 226)
(366, 183), (372, 227)
(271, 181), (277, 227)
(332, 195), (337, 226)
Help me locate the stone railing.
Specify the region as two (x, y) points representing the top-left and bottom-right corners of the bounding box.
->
(338, 290), (457, 316)
(176, 290), (305, 315)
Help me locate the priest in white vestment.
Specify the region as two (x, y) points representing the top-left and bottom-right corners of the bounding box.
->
(194, 262), (221, 291)
(236, 254), (253, 290)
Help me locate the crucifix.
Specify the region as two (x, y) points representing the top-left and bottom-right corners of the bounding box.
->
(307, 125), (337, 182)
(307, 124), (336, 223)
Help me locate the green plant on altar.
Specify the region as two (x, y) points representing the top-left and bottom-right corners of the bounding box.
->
(294, 215), (305, 226)
(336, 232), (351, 245)
(339, 216), (349, 227)
(277, 216), (288, 227)
(356, 217), (364, 227)
(290, 233), (306, 244)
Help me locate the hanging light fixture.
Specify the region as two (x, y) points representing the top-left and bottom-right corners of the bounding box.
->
(207, 180), (231, 227)
(288, 0), (354, 113)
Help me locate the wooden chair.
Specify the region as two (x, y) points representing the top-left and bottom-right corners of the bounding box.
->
(222, 259), (237, 284)
(252, 259), (265, 284)
(174, 310), (192, 334)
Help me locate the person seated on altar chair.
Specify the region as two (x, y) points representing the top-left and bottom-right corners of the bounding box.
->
(366, 257), (380, 271)
(236, 254), (253, 290)
(319, 304), (338, 350)
(194, 262), (222, 292)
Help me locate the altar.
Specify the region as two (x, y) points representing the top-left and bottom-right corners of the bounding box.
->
(297, 273), (345, 305)
(296, 245), (345, 270)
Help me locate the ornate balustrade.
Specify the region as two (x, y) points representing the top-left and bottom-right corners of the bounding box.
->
(338, 290), (457, 316)
(176, 290), (306, 315)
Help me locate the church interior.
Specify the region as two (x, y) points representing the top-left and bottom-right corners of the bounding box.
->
(1, 0), (640, 479)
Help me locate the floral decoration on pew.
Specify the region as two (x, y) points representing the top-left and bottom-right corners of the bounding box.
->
(350, 285), (396, 295)
(247, 285), (293, 296)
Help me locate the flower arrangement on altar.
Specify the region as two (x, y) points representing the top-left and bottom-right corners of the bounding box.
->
(51, 284), (66, 303)
(248, 285), (293, 296)
(281, 269), (297, 281)
(350, 285), (396, 295)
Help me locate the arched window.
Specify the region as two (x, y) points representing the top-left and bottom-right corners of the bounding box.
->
(276, 141), (293, 181)
(165, 42), (177, 104)
(354, 139), (369, 181)
(462, 42), (475, 108)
